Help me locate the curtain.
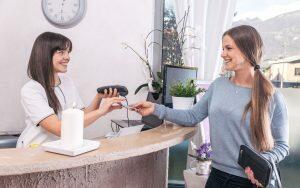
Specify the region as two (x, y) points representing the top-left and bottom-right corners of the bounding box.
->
(174, 0), (237, 79)
(173, 0), (200, 67)
(202, 0), (237, 80)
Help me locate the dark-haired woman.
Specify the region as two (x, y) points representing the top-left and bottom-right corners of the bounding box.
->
(17, 32), (124, 148)
(131, 25), (289, 188)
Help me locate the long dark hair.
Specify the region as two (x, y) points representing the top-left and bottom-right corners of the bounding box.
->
(223, 25), (275, 152)
(27, 32), (72, 114)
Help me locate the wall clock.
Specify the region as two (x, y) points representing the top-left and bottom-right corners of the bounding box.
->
(41, 0), (87, 29)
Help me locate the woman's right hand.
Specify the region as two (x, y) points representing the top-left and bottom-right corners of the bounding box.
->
(130, 101), (155, 116)
(245, 167), (263, 187)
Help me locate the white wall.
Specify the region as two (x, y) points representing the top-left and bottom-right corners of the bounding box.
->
(0, 0), (155, 138)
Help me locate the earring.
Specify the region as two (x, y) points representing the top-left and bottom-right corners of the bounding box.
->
(219, 62), (234, 77)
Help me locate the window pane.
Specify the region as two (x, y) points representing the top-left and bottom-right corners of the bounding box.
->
(162, 0), (183, 66)
(234, 1), (300, 187)
(233, 0), (300, 89)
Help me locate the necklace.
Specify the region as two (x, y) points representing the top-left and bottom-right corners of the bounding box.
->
(230, 77), (251, 95)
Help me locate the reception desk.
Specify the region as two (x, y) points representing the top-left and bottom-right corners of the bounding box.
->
(0, 122), (195, 188)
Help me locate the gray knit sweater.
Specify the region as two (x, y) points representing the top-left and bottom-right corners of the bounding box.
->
(153, 77), (289, 181)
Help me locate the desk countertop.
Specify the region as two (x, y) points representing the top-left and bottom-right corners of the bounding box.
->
(0, 122), (195, 176)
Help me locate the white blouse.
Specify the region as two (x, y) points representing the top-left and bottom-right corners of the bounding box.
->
(17, 75), (84, 148)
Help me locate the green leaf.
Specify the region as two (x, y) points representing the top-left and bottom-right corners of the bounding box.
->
(134, 83), (149, 95)
(157, 72), (163, 80)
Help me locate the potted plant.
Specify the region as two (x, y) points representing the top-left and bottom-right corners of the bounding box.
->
(189, 142), (212, 175)
(169, 79), (205, 110)
(134, 71), (163, 100)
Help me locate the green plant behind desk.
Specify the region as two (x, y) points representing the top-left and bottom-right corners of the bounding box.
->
(169, 79), (205, 97)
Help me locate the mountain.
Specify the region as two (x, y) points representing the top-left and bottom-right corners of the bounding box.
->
(233, 10), (300, 60)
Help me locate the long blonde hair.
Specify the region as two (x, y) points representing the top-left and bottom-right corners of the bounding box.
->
(223, 25), (274, 151)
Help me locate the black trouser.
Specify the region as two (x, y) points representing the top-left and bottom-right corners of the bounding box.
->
(205, 168), (256, 188)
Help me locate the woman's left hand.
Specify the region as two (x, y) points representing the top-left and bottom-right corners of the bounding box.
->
(245, 167), (263, 187)
(99, 97), (124, 115)
(98, 88), (119, 98)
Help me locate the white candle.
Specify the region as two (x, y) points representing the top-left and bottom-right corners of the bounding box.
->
(61, 108), (84, 149)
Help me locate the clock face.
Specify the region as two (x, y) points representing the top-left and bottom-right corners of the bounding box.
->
(41, 0), (87, 29)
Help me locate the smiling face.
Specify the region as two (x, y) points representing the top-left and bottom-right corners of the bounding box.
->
(221, 35), (248, 71)
(52, 47), (70, 73)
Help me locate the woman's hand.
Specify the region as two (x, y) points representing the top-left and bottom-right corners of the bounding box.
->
(130, 101), (155, 116)
(98, 88), (119, 99)
(84, 88), (119, 114)
(99, 97), (124, 115)
(245, 167), (263, 187)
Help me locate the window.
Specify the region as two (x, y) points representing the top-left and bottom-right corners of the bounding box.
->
(295, 68), (300, 75)
(233, 0), (300, 89)
(233, 1), (300, 188)
(162, 1), (190, 185)
(162, 0), (182, 66)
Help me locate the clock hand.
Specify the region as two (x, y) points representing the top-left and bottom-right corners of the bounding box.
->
(61, 0), (64, 21)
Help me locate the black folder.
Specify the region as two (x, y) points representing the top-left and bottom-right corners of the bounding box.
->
(238, 145), (272, 187)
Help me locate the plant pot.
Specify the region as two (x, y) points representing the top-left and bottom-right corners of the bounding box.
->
(148, 92), (162, 102)
(172, 96), (194, 110)
(196, 161), (211, 175)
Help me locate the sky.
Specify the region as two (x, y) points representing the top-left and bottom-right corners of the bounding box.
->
(234, 0), (300, 21)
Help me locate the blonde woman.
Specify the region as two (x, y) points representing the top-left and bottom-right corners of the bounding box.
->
(132, 25), (289, 188)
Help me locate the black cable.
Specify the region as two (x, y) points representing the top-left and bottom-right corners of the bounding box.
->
(110, 121), (115, 132)
(124, 97), (130, 127)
